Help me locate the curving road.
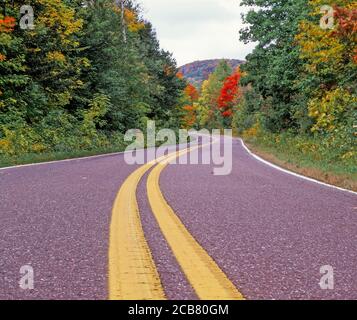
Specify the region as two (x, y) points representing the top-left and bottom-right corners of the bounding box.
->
(0, 137), (356, 300)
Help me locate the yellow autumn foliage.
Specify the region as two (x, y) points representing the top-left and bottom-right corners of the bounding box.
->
(46, 51), (66, 63)
(297, 0), (343, 71)
(296, 0), (357, 133)
(125, 9), (145, 32)
(36, 0), (83, 46)
(113, 5), (145, 33)
(243, 122), (262, 139)
(309, 88), (357, 132)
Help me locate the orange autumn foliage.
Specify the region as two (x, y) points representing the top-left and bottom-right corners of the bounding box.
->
(176, 71), (184, 79)
(182, 84), (199, 128)
(183, 105), (195, 111)
(0, 16), (16, 33)
(124, 8), (145, 32)
(184, 84), (199, 102)
(182, 105), (197, 128)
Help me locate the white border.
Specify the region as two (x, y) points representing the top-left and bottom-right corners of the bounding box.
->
(240, 139), (357, 196)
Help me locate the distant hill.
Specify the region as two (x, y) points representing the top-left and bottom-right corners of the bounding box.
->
(179, 59), (244, 87)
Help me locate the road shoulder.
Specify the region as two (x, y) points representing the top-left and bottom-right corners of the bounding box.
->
(241, 138), (357, 193)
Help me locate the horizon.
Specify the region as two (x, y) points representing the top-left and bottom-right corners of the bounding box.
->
(138, 0), (256, 66)
(179, 57), (245, 68)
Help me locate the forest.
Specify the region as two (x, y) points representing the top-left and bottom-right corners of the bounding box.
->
(1, 0), (356, 186)
(179, 59), (243, 87)
(0, 0), (185, 164)
(180, 0), (356, 188)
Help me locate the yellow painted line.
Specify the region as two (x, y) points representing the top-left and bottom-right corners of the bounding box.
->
(147, 147), (245, 300)
(108, 146), (196, 300)
(109, 160), (165, 300)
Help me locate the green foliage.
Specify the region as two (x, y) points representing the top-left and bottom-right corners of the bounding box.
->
(196, 60), (232, 128)
(239, 0), (309, 132)
(244, 129), (356, 176)
(236, 0), (356, 165)
(0, 0), (184, 159)
(235, 87), (263, 132)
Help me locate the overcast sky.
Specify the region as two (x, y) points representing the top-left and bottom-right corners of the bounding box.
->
(138, 0), (256, 66)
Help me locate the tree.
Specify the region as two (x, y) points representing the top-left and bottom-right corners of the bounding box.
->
(0, 0), (186, 157)
(197, 60), (232, 128)
(0, 5), (31, 154)
(137, 20), (185, 128)
(181, 83), (199, 129)
(296, 0), (356, 138)
(236, 0), (356, 162)
(218, 68), (242, 119)
(240, 0), (309, 132)
(184, 84), (199, 102)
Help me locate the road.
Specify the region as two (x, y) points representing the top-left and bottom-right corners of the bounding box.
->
(0, 136), (356, 300)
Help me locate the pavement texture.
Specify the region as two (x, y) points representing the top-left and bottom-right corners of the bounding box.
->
(0, 154), (138, 300)
(160, 138), (357, 300)
(0, 138), (356, 299)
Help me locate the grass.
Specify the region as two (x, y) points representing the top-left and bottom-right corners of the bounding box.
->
(0, 135), (191, 169)
(243, 135), (357, 192)
(0, 146), (127, 169)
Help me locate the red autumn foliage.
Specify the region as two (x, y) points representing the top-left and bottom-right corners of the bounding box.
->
(0, 16), (16, 33)
(217, 70), (241, 117)
(333, 6), (357, 37)
(221, 110), (233, 118)
(332, 6), (357, 63)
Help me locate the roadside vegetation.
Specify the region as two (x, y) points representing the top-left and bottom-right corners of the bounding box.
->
(244, 132), (357, 191)
(1, 0), (356, 189)
(181, 0), (356, 189)
(0, 0), (186, 166)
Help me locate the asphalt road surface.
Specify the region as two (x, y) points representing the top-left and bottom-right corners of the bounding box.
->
(0, 137), (356, 300)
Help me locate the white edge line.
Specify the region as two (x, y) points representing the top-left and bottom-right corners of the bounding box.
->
(2, 136), (355, 196)
(0, 141), (197, 172)
(240, 138), (357, 196)
(0, 149), (129, 171)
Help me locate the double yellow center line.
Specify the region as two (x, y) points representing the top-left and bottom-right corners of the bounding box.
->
(108, 143), (244, 300)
